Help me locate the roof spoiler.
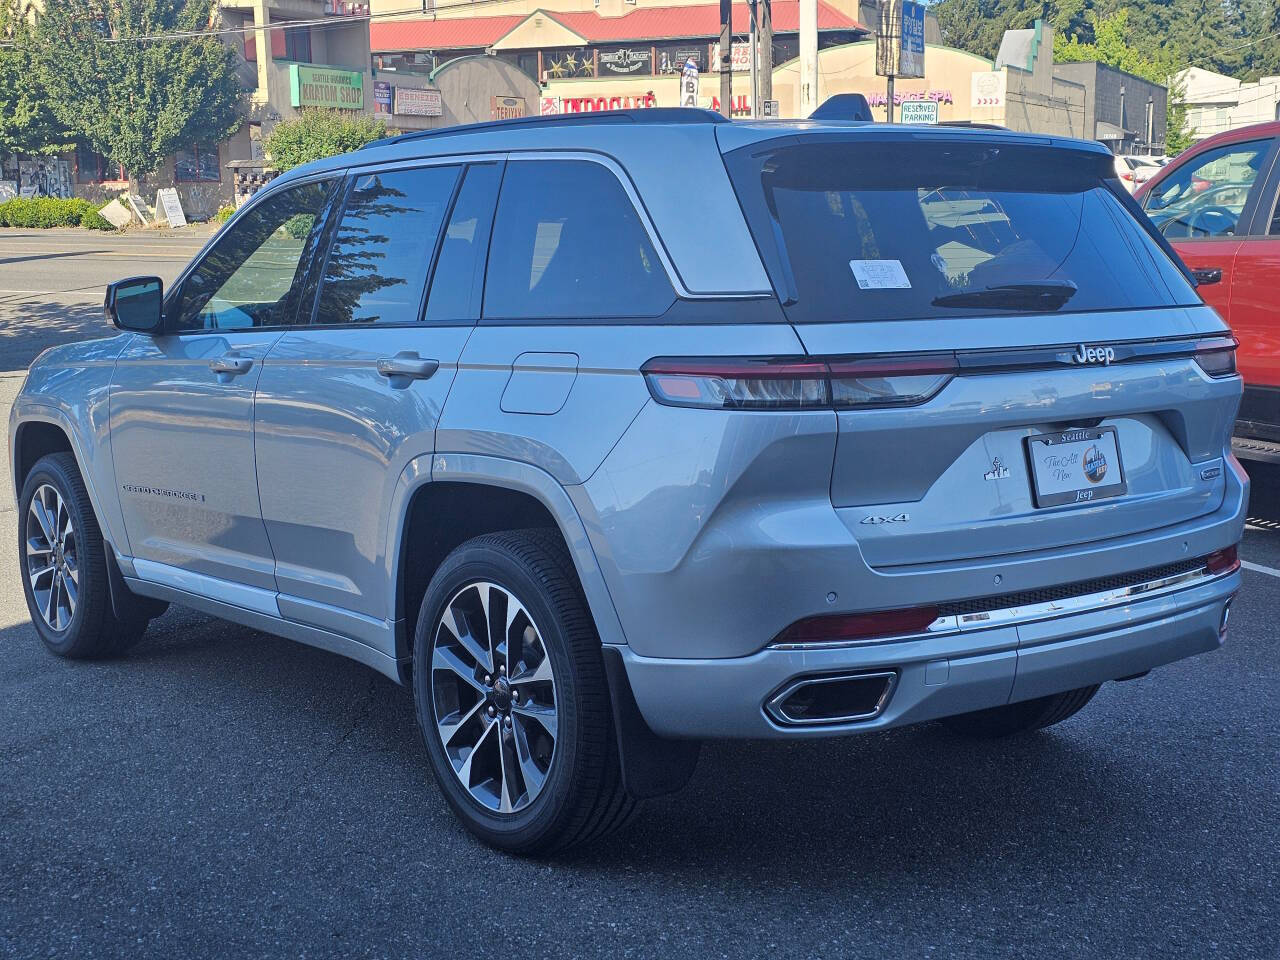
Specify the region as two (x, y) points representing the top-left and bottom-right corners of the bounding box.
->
(809, 94), (873, 123)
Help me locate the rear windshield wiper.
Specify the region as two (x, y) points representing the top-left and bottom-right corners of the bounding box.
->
(932, 281), (1079, 311)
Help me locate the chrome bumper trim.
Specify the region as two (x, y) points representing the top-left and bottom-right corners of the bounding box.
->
(769, 563), (1223, 651)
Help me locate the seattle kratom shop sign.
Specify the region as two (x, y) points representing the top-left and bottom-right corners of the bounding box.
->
(290, 65), (365, 110)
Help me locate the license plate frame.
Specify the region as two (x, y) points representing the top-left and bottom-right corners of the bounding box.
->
(1024, 426), (1127, 508)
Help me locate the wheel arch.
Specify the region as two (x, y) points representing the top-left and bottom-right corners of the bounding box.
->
(388, 453), (629, 684)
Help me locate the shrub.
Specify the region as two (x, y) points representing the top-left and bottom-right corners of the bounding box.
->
(0, 196), (115, 230)
(263, 109), (387, 172)
(213, 205), (236, 224)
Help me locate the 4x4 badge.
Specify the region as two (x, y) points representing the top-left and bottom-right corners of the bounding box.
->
(860, 513), (910, 525)
(984, 457), (1010, 481)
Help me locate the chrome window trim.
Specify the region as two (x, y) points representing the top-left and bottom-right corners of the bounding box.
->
(769, 563), (1224, 651)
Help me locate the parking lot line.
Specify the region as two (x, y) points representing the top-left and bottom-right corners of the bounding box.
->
(1241, 559), (1280, 578)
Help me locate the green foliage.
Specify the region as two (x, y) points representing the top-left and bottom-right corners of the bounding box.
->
(262, 110), (388, 172)
(26, 0), (245, 177)
(932, 0), (1280, 82)
(0, 197), (115, 230)
(213, 204), (236, 224)
(0, 3), (74, 155)
(282, 212), (317, 239)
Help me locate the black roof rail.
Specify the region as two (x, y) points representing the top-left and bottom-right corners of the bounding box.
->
(363, 107), (728, 150)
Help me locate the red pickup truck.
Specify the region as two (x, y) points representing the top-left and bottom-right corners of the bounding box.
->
(1136, 121), (1280, 465)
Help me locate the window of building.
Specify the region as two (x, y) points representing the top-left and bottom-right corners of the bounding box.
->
(483, 160), (675, 321)
(315, 166), (458, 325)
(171, 179), (335, 331)
(75, 144), (126, 183)
(174, 143), (220, 183)
(284, 26), (311, 63)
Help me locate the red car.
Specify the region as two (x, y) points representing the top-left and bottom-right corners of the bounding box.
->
(1136, 121), (1280, 464)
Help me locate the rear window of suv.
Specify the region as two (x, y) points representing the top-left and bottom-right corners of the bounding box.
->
(725, 138), (1199, 323)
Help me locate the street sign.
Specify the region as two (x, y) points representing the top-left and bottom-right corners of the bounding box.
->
(899, 99), (938, 124)
(763, 99), (780, 117)
(899, 1), (926, 79)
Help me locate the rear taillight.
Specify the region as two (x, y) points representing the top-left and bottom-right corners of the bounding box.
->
(1122, 172), (1134, 182)
(642, 356), (955, 411)
(1206, 545), (1239, 575)
(773, 605), (942, 646)
(640, 358), (830, 410)
(828, 355), (957, 408)
(1193, 338), (1238, 378)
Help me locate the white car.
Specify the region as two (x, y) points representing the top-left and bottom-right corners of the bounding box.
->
(1114, 155), (1162, 192)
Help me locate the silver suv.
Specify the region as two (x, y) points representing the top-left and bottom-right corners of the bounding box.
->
(10, 111), (1246, 853)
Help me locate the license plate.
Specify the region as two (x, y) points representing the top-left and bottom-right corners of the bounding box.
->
(1025, 427), (1127, 508)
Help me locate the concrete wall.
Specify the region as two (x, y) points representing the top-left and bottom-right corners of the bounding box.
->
(1055, 60), (1167, 153)
(406, 56), (541, 128)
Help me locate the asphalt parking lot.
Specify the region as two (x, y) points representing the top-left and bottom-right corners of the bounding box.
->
(1, 230), (1278, 959)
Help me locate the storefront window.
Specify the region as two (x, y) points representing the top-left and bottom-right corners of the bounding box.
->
(175, 143), (220, 183)
(284, 26), (312, 63)
(75, 144), (126, 183)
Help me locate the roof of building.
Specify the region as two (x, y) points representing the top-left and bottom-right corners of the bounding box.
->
(371, 2), (865, 52)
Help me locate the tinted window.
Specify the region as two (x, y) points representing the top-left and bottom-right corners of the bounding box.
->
(315, 166), (458, 326)
(1143, 140), (1270, 239)
(172, 179), (333, 332)
(726, 141), (1198, 324)
(483, 160), (674, 320)
(425, 163), (502, 323)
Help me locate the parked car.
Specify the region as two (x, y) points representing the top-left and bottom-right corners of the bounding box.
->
(11, 112), (1245, 854)
(1136, 121), (1280, 463)
(1114, 154), (1162, 191)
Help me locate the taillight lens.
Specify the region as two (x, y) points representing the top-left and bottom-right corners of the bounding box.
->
(828, 355), (956, 408)
(640, 358), (830, 409)
(642, 356), (955, 410)
(774, 606), (942, 646)
(1194, 337), (1237, 378)
(1206, 544), (1239, 575)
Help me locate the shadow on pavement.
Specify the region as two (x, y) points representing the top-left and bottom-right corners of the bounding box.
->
(0, 298), (111, 372)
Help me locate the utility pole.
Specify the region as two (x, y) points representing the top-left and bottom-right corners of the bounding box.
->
(759, 0), (773, 114)
(749, 0), (759, 118)
(720, 0), (733, 119)
(799, 0), (817, 115)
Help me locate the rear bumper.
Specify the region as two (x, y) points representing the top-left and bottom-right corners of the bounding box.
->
(618, 569), (1240, 739)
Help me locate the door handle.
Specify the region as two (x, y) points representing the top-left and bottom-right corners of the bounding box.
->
(209, 354), (253, 381)
(1191, 266), (1223, 285)
(376, 352), (440, 385)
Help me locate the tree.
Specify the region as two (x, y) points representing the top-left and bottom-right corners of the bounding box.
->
(27, 0), (245, 177)
(1053, 9), (1174, 84)
(0, 2), (74, 155)
(262, 110), (388, 172)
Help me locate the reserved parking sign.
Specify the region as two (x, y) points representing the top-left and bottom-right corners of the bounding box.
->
(899, 100), (939, 124)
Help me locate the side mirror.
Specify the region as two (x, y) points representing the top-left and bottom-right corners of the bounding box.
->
(105, 276), (163, 333)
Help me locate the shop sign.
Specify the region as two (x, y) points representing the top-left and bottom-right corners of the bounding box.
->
(599, 47), (653, 76)
(155, 187), (187, 228)
(709, 41), (751, 73)
(394, 86), (443, 117)
(971, 71), (1006, 108)
(374, 80), (392, 115)
(540, 96), (562, 115)
(864, 89), (953, 107)
(491, 95), (525, 120)
(680, 58), (700, 108)
(557, 94), (658, 113)
(290, 64), (364, 110)
(703, 94), (753, 117)
(899, 1), (926, 79)
(899, 99), (938, 124)
(658, 45), (706, 75)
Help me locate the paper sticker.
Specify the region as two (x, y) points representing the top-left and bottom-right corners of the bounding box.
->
(849, 259), (911, 290)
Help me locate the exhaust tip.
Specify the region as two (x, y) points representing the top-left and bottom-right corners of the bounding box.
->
(765, 671), (897, 727)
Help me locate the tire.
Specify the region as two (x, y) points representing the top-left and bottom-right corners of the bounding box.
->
(413, 529), (636, 854)
(18, 452), (152, 659)
(939, 685), (1100, 738)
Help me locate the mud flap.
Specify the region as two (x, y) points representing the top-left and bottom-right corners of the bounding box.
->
(601, 645), (701, 799)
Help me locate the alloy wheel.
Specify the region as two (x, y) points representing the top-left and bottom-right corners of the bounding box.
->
(430, 581), (559, 814)
(26, 483), (78, 632)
